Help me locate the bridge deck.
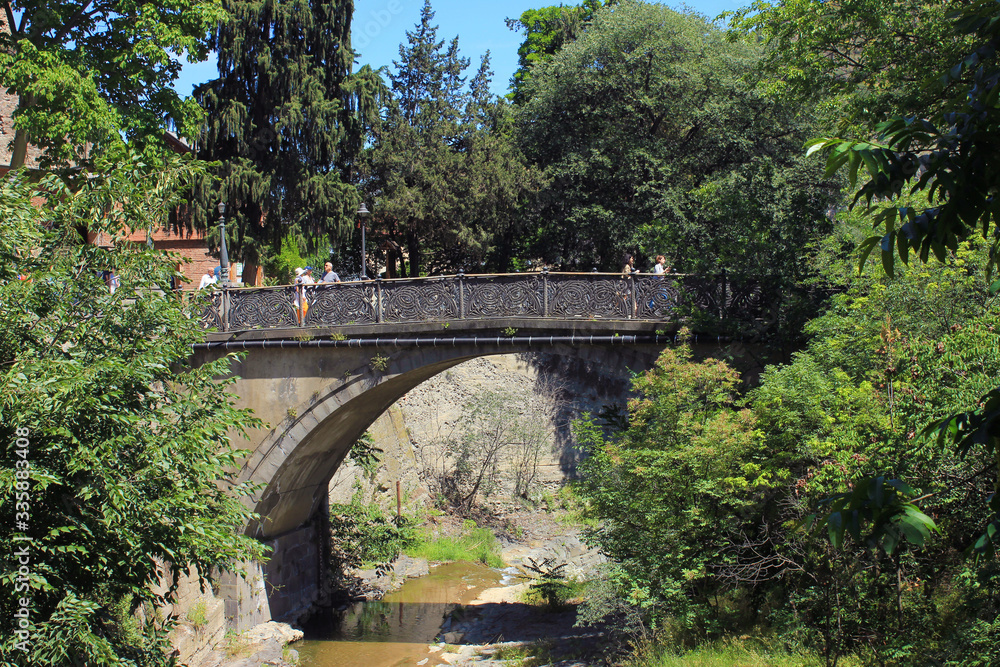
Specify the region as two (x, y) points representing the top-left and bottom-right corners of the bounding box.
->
(199, 271), (773, 334)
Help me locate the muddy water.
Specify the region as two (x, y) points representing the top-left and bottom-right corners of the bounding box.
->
(297, 561), (501, 667)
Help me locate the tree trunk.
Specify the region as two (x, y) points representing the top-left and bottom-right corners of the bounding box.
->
(9, 93), (35, 169)
(407, 229), (421, 278)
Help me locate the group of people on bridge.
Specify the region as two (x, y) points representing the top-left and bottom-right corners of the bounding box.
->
(291, 263), (342, 321)
(195, 253), (676, 323)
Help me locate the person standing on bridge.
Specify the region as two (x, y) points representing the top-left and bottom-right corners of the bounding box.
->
(198, 268), (217, 290)
(321, 262), (341, 283)
(294, 267), (315, 323)
(621, 253), (637, 317)
(621, 253), (635, 277)
(649, 255), (672, 313)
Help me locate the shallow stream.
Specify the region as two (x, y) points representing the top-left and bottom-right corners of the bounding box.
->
(296, 561), (501, 667)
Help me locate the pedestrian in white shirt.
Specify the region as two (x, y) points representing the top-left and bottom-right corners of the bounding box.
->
(199, 269), (217, 289)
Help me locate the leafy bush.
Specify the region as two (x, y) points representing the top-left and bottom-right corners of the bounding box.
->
(0, 162), (265, 666)
(329, 498), (416, 568)
(521, 557), (577, 610)
(573, 241), (1000, 665)
(575, 343), (764, 627)
(185, 601), (208, 631)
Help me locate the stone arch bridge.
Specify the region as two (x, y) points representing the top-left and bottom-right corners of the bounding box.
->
(192, 272), (774, 628)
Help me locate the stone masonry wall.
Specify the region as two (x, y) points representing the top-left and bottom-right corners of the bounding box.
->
(328, 403), (428, 510)
(260, 523), (322, 624)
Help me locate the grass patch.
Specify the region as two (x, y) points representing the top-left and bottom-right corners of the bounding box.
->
(490, 640), (553, 666)
(627, 637), (847, 667)
(547, 484), (598, 529)
(222, 630), (252, 659)
(406, 524), (504, 568)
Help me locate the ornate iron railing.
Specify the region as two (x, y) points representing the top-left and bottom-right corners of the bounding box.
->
(198, 271), (778, 332)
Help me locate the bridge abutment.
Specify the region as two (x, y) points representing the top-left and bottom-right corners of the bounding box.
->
(214, 520), (328, 629)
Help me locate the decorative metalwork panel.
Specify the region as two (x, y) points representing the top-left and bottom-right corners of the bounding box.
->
(545, 275), (630, 319)
(463, 275), (544, 319)
(635, 277), (682, 319)
(382, 278), (460, 322)
(306, 283), (377, 326)
(228, 287), (298, 330)
(677, 275), (724, 316)
(201, 273), (776, 332)
(198, 290), (224, 330)
(726, 278), (770, 320)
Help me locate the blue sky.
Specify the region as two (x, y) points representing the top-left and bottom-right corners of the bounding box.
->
(173, 0), (748, 99)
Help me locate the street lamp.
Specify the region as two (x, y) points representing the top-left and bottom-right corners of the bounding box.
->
(217, 202), (230, 286)
(357, 202), (370, 279)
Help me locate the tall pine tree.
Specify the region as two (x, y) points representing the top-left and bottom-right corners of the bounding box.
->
(365, 0), (539, 276)
(193, 0), (383, 268)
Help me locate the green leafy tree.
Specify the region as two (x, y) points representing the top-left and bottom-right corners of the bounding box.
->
(727, 0), (973, 133)
(575, 342), (766, 627)
(364, 0), (540, 276)
(193, 0), (385, 267)
(575, 247), (999, 662)
(0, 0), (223, 168)
(803, 0), (1000, 558)
(744, 240), (1000, 663)
(504, 0), (610, 104)
(514, 0), (837, 276)
(0, 159), (265, 665)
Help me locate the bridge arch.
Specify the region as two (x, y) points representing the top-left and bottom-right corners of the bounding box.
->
(195, 321), (677, 624)
(194, 297), (780, 630)
(221, 335), (671, 539)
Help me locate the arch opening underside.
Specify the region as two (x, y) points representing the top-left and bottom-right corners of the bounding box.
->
(237, 342), (667, 540)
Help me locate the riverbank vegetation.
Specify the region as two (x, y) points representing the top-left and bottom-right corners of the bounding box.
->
(329, 485), (504, 572)
(405, 521), (505, 569)
(575, 237), (1000, 664)
(627, 637), (839, 667)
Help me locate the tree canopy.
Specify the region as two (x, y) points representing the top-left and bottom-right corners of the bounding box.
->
(363, 0), (540, 276)
(513, 0), (838, 276)
(0, 0), (222, 168)
(504, 0), (610, 104)
(798, 0), (1000, 558)
(193, 0), (384, 265)
(727, 0), (974, 132)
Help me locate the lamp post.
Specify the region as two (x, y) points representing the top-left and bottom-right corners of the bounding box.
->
(217, 202), (230, 286)
(357, 202), (370, 279)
